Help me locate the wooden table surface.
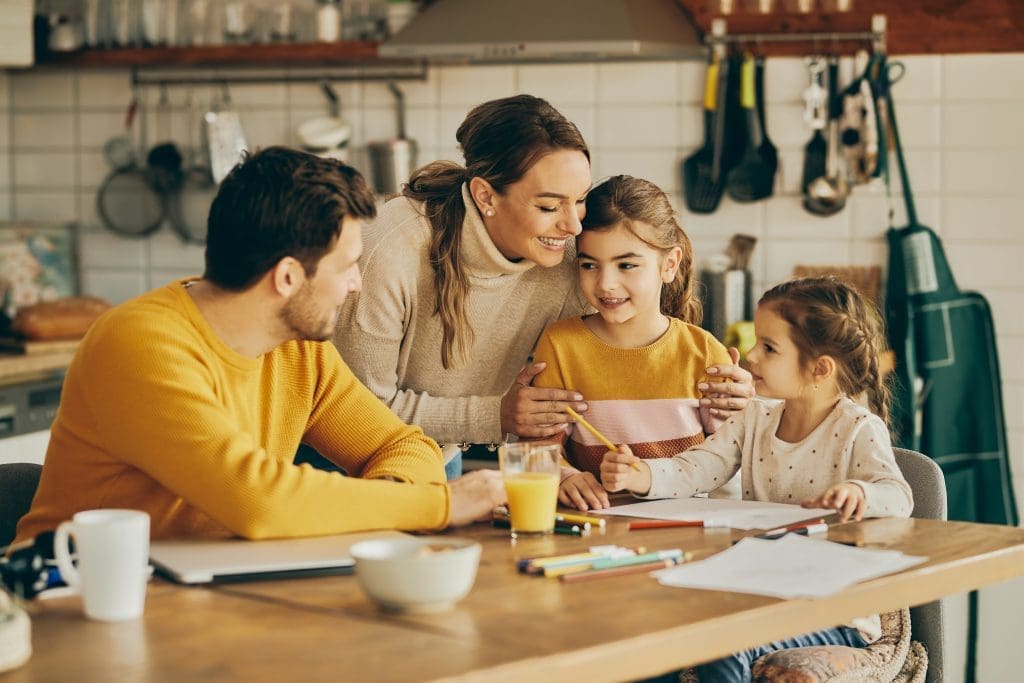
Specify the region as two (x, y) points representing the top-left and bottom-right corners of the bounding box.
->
(8, 516), (1024, 683)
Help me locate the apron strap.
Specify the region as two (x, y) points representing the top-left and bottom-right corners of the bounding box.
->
(877, 58), (918, 228)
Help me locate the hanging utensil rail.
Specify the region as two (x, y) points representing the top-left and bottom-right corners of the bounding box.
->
(706, 14), (887, 56)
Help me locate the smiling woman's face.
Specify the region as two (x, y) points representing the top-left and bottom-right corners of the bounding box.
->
(480, 149), (592, 267)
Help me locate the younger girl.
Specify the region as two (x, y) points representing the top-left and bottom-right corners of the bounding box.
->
(602, 276), (913, 680)
(530, 175), (740, 511)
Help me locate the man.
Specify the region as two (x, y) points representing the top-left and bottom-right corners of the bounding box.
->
(15, 147), (504, 543)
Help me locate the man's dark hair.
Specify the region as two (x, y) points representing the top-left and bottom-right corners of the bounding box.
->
(204, 146), (377, 291)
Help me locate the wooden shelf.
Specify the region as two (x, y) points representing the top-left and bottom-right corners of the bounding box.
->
(677, 0), (1024, 56)
(33, 41), (393, 68)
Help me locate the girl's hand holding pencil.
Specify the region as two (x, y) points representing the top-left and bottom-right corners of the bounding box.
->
(600, 445), (652, 495)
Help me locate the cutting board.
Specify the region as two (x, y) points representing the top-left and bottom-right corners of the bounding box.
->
(0, 338), (81, 355)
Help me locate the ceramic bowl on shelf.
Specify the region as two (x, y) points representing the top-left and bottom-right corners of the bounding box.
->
(349, 537), (481, 613)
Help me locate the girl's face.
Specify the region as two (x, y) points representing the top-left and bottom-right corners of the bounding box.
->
(577, 223), (680, 328)
(747, 305), (815, 400)
(481, 149), (591, 268)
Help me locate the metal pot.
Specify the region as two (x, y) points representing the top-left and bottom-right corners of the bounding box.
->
(367, 138), (417, 195)
(366, 83), (417, 195)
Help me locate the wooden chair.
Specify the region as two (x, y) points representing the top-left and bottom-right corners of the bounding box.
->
(0, 463), (42, 548)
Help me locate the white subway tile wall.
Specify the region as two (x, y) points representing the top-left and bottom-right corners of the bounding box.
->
(1, 55), (1022, 678)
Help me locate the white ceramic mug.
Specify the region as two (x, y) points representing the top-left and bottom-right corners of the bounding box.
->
(54, 509), (150, 621)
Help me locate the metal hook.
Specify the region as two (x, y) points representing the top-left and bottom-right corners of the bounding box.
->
(320, 81), (340, 118)
(387, 82), (406, 139)
(886, 61), (906, 85)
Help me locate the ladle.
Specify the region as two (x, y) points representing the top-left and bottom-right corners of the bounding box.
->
(804, 57), (848, 216)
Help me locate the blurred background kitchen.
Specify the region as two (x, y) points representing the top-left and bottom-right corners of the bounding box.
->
(0, 1), (1022, 680)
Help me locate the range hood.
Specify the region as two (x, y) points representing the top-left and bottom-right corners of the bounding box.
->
(379, 0), (706, 63)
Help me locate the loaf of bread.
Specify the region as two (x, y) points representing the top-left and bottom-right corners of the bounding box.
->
(11, 296), (111, 340)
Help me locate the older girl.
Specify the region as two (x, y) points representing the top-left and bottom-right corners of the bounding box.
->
(531, 175), (734, 510)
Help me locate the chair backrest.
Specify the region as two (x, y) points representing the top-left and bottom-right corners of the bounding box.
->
(893, 447), (946, 683)
(894, 448), (947, 522)
(0, 463), (42, 548)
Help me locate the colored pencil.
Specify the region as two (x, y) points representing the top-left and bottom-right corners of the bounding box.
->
(518, 546), (647, 573)
(556, 512), (607, 528)
(627, 519), (728, 530)
(756, 519), (827, 540)
(589, 549), (684, 570)
(564, 406), (641, 471)
(492, 519), (587, 536)
(519, 551), (601, 572)
(559, 557), (682, 583)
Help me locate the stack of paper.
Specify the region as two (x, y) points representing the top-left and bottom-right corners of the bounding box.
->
(655, 535), (926, 599)
(597, 498), (832, 531)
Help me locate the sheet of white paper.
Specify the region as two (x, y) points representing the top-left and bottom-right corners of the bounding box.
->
(655, 535), (927, 599)
(595, 497), (832, 530)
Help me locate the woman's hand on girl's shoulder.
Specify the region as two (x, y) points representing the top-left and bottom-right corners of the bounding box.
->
(500, 363), (589, 438)
(558, 471), (610, 511)
(700, 347), (755, 418)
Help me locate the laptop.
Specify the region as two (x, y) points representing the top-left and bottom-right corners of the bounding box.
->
(150, 530), (410, 585)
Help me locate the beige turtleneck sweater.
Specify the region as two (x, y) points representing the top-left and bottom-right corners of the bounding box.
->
(334, 185), (587, 445)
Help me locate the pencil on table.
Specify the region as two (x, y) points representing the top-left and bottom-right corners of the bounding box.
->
(627, 519), (728, 530)
(556, 512), (607, 528)
(559, 557), (682, 583)
(565, 406), (641, 472)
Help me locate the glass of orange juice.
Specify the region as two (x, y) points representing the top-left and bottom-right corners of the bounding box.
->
(498, 443), (561, 537)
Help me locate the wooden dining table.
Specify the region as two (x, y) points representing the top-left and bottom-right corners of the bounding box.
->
(7, 514), (1024, 682)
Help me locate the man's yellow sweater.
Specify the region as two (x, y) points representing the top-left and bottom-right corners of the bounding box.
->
(15, 281), (450, 543)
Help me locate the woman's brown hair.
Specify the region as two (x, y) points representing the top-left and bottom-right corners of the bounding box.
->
(403, 95), (589, 369)
(759, 276), (891, 423)
(580, 175), (701, 324)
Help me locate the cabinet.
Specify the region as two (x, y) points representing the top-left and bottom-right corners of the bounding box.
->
(0, 1), (33, 67)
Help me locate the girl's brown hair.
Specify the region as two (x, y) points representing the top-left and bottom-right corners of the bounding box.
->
(403, 95), (589, 369)
(759, 276), (891, 423)
(580, 175), (701, 324)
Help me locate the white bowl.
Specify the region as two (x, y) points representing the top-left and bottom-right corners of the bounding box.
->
(350, 537), (481, 613)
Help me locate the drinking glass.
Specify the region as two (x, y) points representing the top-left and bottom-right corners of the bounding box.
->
(498, 443), (561, 537)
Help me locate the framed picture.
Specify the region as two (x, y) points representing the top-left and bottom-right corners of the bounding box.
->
(0, 223), (80, 320)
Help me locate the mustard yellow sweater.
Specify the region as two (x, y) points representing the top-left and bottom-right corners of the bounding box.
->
(533, 316), (731, 477)
(15, 281), (450, 543)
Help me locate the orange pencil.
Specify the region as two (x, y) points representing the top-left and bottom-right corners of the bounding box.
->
(627, 519), (728, 530)
(565, 406), (641, 471)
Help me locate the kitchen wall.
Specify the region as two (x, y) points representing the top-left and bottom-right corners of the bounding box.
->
(1, 53), (1023, 679)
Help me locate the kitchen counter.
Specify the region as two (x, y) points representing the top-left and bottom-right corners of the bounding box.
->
(0, 346), (76, 385)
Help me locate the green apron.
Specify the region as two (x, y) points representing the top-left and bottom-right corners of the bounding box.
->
(880, 59), (1019, 683)
(882, 67), (1018, 528)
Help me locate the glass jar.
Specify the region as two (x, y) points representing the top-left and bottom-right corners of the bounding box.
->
(315, 0), (341, 42)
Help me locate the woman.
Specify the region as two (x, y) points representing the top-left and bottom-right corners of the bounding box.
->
(334, 95), (752, 476)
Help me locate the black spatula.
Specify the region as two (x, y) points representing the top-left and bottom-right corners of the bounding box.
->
(727, 54), (775, 202)
(683, 57), (727, 214)
(755, 55), (778, 179)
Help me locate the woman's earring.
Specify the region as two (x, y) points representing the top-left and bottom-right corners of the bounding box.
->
(813, 383), (819, 391)
(485, 208), (495, 217)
